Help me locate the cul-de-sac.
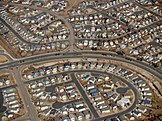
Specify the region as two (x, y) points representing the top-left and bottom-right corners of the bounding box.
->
(0, 0), (162, 121)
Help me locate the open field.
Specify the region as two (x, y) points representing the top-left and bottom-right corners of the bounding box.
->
(0, 55), (7, 63)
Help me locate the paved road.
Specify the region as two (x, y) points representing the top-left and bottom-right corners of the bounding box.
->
(35, 70), (139, 120)
(88, 71), (138, 121)
(0, 1), (75, 52)
(0, 51), (161, 80)
(28, 12), (46, 20)
(87, 6), (126, 26)
(71, 70), (138, 121)
(15, 113), (30, 121)
(0, 84), (17, 90)
(134, 1), (162, 18)
(0, 1), (160, 121)
(73, 70), (138, 121)
(0, 18), (37, 45)
(0, 49), (14, 62)
(0, 1), (162, 51)
(12, 67), (39, 121)
(71, 73), (99, 118)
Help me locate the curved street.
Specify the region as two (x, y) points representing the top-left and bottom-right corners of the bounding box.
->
(0, 1), (161, 121)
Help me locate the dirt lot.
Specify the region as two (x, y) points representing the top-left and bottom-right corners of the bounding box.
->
(61, 0), (84, 16)
(0, 55), (7, 63)
(66, 0), (84, 10)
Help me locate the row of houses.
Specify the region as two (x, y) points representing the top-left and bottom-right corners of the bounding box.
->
(70, 13), (127, 39)
(2, 8), (69, 43)
(1, 87), (24, 120)
(58, 101), (91, 121)
(0, 74), (13, 87)
(67, 0), (162, 67)
(106, 64), (152, 111)
(0, 15), (69, 58)
(26, 73), (92, 120)
(76, 72), (133, 116)
(67, 0), (128, 16)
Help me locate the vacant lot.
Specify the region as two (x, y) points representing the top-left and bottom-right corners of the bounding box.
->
(0, 55), (7, 63)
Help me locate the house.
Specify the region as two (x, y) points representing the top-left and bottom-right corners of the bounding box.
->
(117, 98), (130, 108)
(69, 90), (78, 98)
(33, 91), (43, 97)
(65, 84), (73, 90)
(111, 117), (120, 121)
(44, 109), (51, 116)
(143, 90), (152, 96)
(138, 107), (147, 114)
(40, 105), (49, 111)
(158, 115), (162, 121)
(129, 75), (138, 81)
(7, 114), (14, 118)
(89, 88), (97, 94)
(9, 103), (20, 108)
(77, 105), (86, 112)
(124, 71), (133, 78)
(75, 101), (84, 108)
(100, 107), (110, 114)
(62, 115), (69, 121)
(106, 91), (115, 99)
(108, 65), (116, 72)
(5, 92), (16, 97)
(103, 83), (114, 90)
(49, 93), (57, 100)
(62, 109), (68, 115)
(76, 112), (83, 121)
(142, 98), (152, 107)
(94, 95), (102, 101)
(125, 113), (135, 120)
(8, 100), (18, 105)
(90, 91), (98, 97)
(97, 103), (107, 109)
(132, 109), (142, 117)
(69, 114), (75, 121)
(118, 68), (127, 75)
(132, 77), (142, 84)
(40, 93), (48, 100)
(3, 88), (14, 94)
(87, 84), (95, 90)
(83, 110), (91, 119)
(60, 93), (67, 100)
(105, 76), (110, 81)
(138, 81), (146, 87)
(88, 77), (96, 84)
(10, 107), (20, 114)
(5, 96), (16, 102)
(113, 106), (118, 111)
(141, 86), (150, 91)
(67, 104), (74, 112)
(95, 99), (104, 106)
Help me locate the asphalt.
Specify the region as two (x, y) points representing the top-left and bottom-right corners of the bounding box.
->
(44, 80), (73, 92)
(71, 73), (99, 118)
(0, 17), (36, 45)
(88, 5), (126, 27)
(52, 99), (83, 109)
(0, 51), (161, 79)
(0, 84), (17, 90)
(0, 48), (14, 62)
(34, 70), (139, 120)
(88, 71), (139, 121)
(134, 1), (162, 18)
(12, 67), (39, 121)
(0, 1), (161, 121)
(0, 91), (4, 110)
(0, 1), (75, 52)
